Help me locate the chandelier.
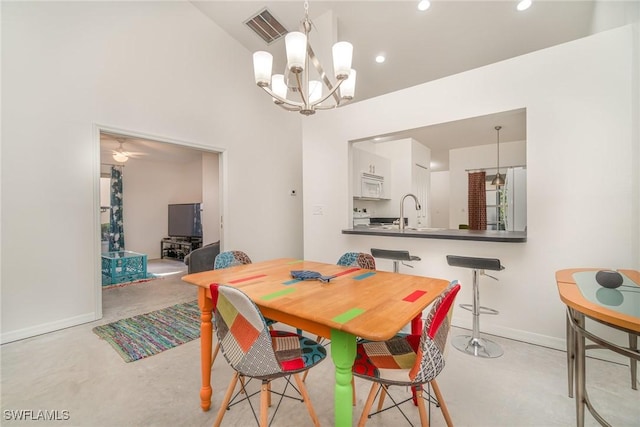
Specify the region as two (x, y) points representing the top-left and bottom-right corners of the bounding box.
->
(252, 1), (356, 116)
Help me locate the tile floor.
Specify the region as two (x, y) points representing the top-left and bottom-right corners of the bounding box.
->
(1, 259), (638, 426)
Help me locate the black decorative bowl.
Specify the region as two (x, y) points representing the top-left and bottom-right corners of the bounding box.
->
(595, 270), (623, 289)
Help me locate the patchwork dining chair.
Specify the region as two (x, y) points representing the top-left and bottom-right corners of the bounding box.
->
(209, 283), (326, 427)
(337, 251), (377, 270)
(211, 250), (273, 367)
(352, 281), (461, 427)
(213, 250), (253, 270)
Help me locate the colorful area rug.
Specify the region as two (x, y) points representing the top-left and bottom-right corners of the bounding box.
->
(102, 274), (161, 290)
(93, 300), (200, 362)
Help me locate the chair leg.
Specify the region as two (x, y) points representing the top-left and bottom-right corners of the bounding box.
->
(630, 333), (638, 390)
(352, 377), (356, 406)
(211, 321), (220, 367)
(414, 386), (430, 427)
(239, 375), (246, 395)
(260, 381), (269, 427)
(211, 342), (220, 367)
(566, 312), (575, 397)
(431, 379), (453, 427)
(293, 373), (321, 427)
(376, 385), (387, 411)
(213, 372), (239, 427)
(358, 382), (381, 427)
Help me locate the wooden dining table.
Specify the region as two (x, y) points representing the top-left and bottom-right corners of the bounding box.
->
(182, 258), (450, 426)
(556, 268), (640, 427)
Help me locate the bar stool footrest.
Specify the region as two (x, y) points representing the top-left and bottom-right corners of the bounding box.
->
(452, 335), (503, 358)
(458, 303), (499, 315)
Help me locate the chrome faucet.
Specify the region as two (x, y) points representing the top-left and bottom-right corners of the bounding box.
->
(399, 193), (422, 231)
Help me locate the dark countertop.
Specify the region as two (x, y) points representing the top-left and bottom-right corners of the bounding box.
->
(342, 227), (527, 243)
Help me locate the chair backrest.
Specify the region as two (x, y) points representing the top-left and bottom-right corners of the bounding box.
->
(209, 284), (282, 377)
(408, 281), (461, 382)
(336, 252), (376, 270)
(185, 241), (220, 274)
(214, 250), (252, 270)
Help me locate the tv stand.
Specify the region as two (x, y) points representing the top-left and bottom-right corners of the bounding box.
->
(161, 237), (202, 261)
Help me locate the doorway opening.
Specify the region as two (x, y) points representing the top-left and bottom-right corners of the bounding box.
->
(96, 125), (224, 318)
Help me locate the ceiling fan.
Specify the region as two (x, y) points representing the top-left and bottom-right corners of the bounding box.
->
(102, 134), (147, 163)
(112, 138), (130, 163)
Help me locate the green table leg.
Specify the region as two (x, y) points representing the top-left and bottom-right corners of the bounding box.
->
(331, 329), (357, 427)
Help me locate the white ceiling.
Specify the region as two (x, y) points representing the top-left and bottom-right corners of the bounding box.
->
(191, 0), (610, 103)
(356, 107), (527, 170)
(100, 132), (205, 165)
(101, 1), (634, 170)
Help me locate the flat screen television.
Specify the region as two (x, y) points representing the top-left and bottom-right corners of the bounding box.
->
(168, 203), (202, 238)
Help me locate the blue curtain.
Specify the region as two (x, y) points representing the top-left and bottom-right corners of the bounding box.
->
(109, 166), (125, 251)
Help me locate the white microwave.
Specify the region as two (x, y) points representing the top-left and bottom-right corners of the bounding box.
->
(361, 173), (385, 199)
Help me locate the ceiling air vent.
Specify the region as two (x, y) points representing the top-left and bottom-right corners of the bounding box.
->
(245, 8), (288, 45)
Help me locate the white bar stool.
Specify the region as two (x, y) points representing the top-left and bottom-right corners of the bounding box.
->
(446, 255), (505, 358)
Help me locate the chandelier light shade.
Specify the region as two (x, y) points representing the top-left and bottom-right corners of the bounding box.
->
(253, 51), (273, 86)
(285, 32), (307, 72)
(252, 1), (356, 115)
(491, 125), (505, 187)
(340, 69), (356, 99)
(271, 74), (287, 102)
(332, 41), (353, 79)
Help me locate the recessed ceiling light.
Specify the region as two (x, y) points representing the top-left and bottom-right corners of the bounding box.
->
(417, 0), (431, 11)
(517, 0), (532, 11)
(375, 55), (386, 64)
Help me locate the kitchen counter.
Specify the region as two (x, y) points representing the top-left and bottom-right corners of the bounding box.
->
(342, 226), (527, 243)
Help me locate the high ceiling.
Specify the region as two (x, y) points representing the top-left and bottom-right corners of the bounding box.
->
(189, 1), (633, 169)
(101, 1), (635, 170)
(191, 0), (629, 103)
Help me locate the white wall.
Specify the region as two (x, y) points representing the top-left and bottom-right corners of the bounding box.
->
(375, 139), (413, 218)
(375, 138), (431, 227)
(303, 25), (639, 351)
(1, 1), (302, 342)
(121, 157), (203, 258)
(430, 171), (450, 228)
(202, 152), (220, 245)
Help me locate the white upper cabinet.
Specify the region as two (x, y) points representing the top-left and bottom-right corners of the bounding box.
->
(352, 147), (391, 199)
(354, 148), (389, 177)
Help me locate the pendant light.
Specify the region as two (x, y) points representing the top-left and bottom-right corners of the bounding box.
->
(491, 126), (505, 187)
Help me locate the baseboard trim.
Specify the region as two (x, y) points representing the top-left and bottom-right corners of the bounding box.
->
(451, 318), (631, 366)
(0, 312), (98, 345)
